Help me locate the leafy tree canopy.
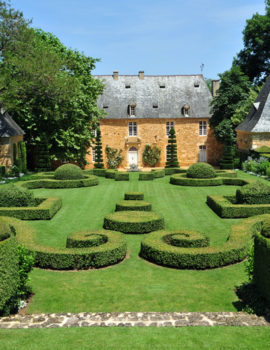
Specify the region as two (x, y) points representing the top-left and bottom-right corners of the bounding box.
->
(0, 2), (104, 167)
(234, 0), (270, 84)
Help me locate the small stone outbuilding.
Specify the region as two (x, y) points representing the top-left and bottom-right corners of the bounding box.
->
(237, 75), (270, 151)
(0, 110), (25, 169)
(88, 71), (222, 169)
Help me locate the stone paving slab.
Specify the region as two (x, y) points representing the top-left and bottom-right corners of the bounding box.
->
(0, 312), (269, 329)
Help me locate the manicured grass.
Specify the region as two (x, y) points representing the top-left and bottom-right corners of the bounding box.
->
(1, 327), (270, 350)
(22, 171), (262, 313)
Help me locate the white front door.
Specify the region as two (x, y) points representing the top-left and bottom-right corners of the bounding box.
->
(199, 145), (207, 162)
(128, 149), (138, 166)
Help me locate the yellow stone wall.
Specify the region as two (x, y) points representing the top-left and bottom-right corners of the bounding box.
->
(0, 135), (24, 168)
(86, 118), (222, 169)
(237, 130), (270, 150)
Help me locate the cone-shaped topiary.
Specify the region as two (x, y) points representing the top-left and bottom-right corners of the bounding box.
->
(54, 164), (83, 180)
(220, 133), (234, 169)
(187, 162), (216, 179)
(0, 184), (35, 207)
(94, 128), (104, 169)
(165, 127), (179, 168)
(36, 134), (51, 172)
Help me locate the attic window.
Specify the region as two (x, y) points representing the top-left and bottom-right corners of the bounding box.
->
(128, 103), (136, 117)
(159, 84), (165, 88)
(153, 104), (158, 109)
(181, 104), (190, 117)
(194, 81), (200, 88)
(125, 84), (131, 89)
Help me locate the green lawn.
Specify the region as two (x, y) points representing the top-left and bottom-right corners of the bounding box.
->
(22, 171), (258, 314)
(1, 326), (270, 350)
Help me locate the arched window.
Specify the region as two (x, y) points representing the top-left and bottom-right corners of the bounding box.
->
(128, 102), (136, 117)
(181, 104), (190, 116)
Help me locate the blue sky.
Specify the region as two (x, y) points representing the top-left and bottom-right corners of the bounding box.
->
(11, 0), (265, 79)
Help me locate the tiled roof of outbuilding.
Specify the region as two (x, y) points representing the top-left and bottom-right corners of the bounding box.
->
(94, 74), (212, 119)
(0, 111), (25, 137)
(236, 75), (270, 133)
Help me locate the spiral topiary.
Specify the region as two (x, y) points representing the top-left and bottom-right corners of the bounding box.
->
(186, 163), (216, 179)
(54, 164), (83, 180)
(0, 184), (36, 207)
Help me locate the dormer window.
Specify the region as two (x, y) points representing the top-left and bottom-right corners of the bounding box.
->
(194, 81), (200, 88)
(159, 84), (165, 88)
(125, 84), (131, 89)
(181, 104), (190, 117)
(153, 104), (158, 109)
(128, 103), (136, 117)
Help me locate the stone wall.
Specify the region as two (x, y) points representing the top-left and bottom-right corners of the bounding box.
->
(0, 135), (23, 169)
(237, 130), (270, 151)
(86, 118), (222, 169)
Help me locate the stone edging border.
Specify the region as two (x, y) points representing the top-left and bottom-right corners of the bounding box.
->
(0, 312), (269, 329)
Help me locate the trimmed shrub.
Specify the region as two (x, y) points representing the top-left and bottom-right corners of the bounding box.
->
(187, 163), (216, 179)
(220, 135), (234, 170)
(93, 168), (106, 177)
(215, 170), (237, 178)
(66, 231), (108, 248)
(254, 230), (270, 306)
(0, 184), (35, 207)
(163, 230), (209, 248)
(261, 218), (270, 238)
(14, 218), (127, 270)
(255, 145), (270, 154)
(105, 169), (117, 179)
(20, 175), (98, 189)
(170, 174), (222, 187)
(143, 144), (161, 167)
(116, 200), (152, 212)
(207, 194), (270, 218)
(124, 192), (144, 200)
(165, 127), (179, 168)
(236, 181), (270, 204)
(36, 134), (51, 172)
(140, 215), (265, 269)
(0, 222), (19, 315)
(115, 172), (129, 181)
(94, 128), (104, 169)
(0, 197), (61, 220)
(151, 169), (165, 178)
(54, 164), (83, 180)
(103, 211), (165, 234)
(0, 166), (6, 177)
(139, 172), (154, 181)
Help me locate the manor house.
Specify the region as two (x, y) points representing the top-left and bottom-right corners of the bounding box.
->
(87, 71), (222, 169)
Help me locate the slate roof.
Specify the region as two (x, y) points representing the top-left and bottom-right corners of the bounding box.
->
(0, 111), (24, 137)
(236, 75), (270, 133)
(94, 74), (212, 119)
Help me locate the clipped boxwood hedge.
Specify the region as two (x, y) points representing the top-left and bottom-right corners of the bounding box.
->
(103, 211), (165, 234)
(162, 230), (209, 248)
(0, 184), (36, 207)
(0, 220), (19, 314)
(13, 218), (127, 270)
(115, 172), (129, 181)
(20, 175), (98, 189)
(54, 164), (83, 180)
(216, 170), (237, 178)
(207, 194), (270, 218)
(66, 231), (108, 248)
(0, 197), (62, 220)
(186, 163), (216, 179)
(140, 215), (267, 269)
(105, 169), (117, 179)
(151, 169), (165, 178)
(139, 172), (154, 181)
(170, 174), (223, 186)
(124, 192), (144, 200)
(164, 168), (184, 175)
(254, 230), (270, 306)
(93, 168), (106, 177)
(236, 181), (270, 204)
(115, 200), (152, 212)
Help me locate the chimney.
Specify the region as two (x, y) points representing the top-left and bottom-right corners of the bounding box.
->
(212, 80), (220, 97)
(138, 71), (144, 80)
(113, 71), (119, 80)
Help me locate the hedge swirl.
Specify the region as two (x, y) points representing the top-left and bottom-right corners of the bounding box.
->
(20, 175), (98, 189)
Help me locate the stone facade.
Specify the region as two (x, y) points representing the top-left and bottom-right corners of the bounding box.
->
(237, 130), (270, 151)
(86, 118), (222, 168)
(0, 135), (23, 168)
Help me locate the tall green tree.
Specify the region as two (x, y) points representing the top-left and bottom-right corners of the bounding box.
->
(234, 0), (270, 84)
(165, 128), (179, 168)
(210, 66), (251, 129)
(94, 129), (104, 169)
(0, 3), (104, 167)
